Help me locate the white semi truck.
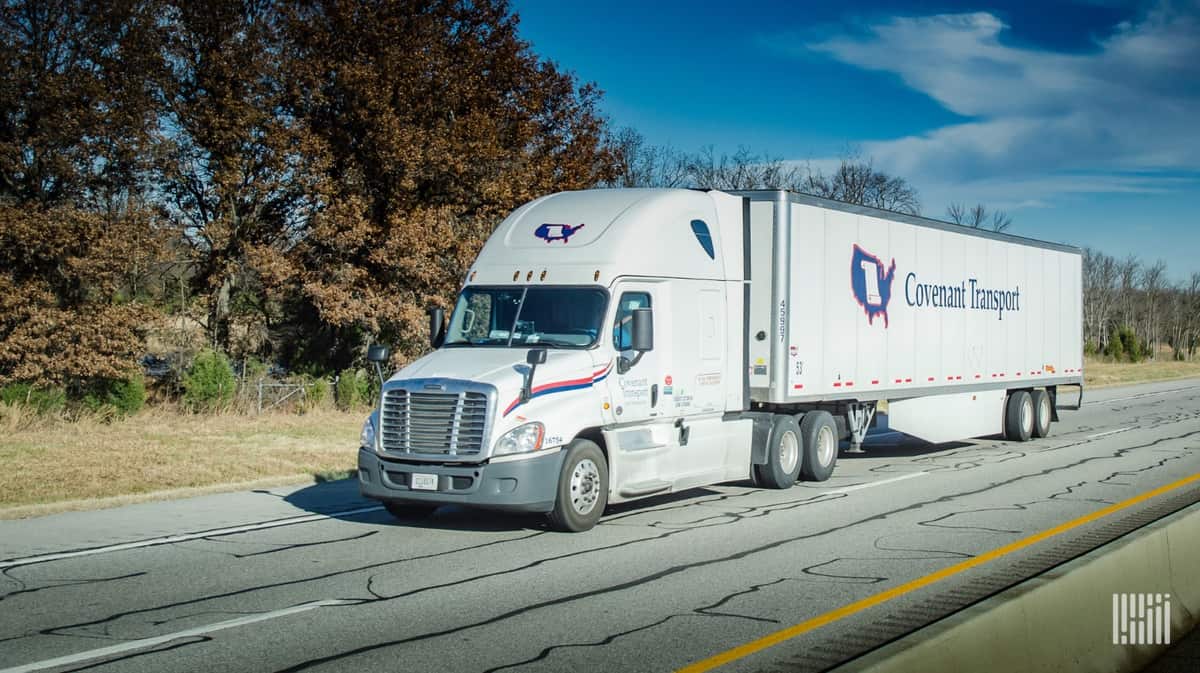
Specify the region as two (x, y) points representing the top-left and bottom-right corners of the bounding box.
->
(357, 189), (1083, 531)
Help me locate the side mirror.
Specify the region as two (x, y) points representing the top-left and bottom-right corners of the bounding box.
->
(520, 348), (548, 402)
(618, 308), (653, 375)
(367, 344), (390, 387)
(630, 308), (654, 352)
(428, 306), (445, 348)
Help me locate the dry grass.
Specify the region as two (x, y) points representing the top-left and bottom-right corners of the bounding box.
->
(1083, 357), (1200, 388)
(4, 354), (1198, 518)
(0, 405), (362, 517)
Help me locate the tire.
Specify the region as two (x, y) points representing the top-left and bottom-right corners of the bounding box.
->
(383, 502), (439, 519)
(1004, 390), (1034, 442)
(800, 411), (838, 482)
(754, 415), (802, 489)
(1031, 389), (1052, 438)
(547, 439), (609, 532)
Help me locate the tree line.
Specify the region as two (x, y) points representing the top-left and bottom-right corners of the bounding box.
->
(1082, 249), (1199, 361)
(1, 0), (1193, 410)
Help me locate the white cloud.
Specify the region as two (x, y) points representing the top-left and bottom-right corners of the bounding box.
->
(795, 4), (1200, 210)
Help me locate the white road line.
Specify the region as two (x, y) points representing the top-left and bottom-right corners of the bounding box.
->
(1087, 427), (1135, 439)
(0, 505), (384, 570)
(815, 471), (928, 495)
(0, 599), (355, 673)
(1086, 384), (1200, 405)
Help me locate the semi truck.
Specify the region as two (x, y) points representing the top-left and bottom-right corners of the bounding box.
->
(356, 188), (1083, 531)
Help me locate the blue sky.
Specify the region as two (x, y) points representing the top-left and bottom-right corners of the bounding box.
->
(511, 0), (1200, 280)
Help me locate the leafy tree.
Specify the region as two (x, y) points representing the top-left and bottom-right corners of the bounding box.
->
(0, 0), (163, 388)
(155, 0), (320, 354)
(278, 0), (620, 368)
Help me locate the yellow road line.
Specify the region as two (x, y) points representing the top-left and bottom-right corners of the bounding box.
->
(677, 471), (1200, 673)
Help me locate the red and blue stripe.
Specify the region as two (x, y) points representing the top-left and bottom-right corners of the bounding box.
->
(503, 360), (613, 417)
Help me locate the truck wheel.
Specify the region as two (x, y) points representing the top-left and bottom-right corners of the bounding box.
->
(800, 411), (838, 481)
(1031, 389), (1052, 438)
(754, 415), (802, 489)
(1004, 390), (1034, 442)
(547, 439), (608, 532)
(383, 502), (439, 519)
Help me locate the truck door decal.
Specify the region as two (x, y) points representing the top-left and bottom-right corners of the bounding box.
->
(503, 360), (613, 417)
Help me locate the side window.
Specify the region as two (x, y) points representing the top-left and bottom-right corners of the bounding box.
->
(613, 292), (651, 351)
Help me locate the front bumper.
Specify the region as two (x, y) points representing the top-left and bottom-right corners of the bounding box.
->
(357, 447), (565, 513)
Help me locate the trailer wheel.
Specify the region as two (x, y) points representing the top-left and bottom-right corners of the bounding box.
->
(1004, 390), (1034, 442)
(1031, 389), (1052, 438)
(547, 439), (608, 532)
(800, 411), (838, 481)
(754, 415), (802, 489)
(383, 502), (439, 519)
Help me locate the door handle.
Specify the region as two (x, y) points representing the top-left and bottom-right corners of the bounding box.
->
(651, 384), (658, 408)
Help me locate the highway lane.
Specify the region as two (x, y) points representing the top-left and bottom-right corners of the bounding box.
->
(2, 378), (1199, 673)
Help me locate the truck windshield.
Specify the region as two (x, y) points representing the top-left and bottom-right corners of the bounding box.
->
(444, 286), (608, 348)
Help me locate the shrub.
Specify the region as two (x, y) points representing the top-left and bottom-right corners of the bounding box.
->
(1104, 329), (1125, 361)
(335, 369), (374, 410)
(1084, 340), (1098, 357)
(291, 373), (330, 412)
(183, 349), (237, 411)
(1117, 325), (1143, 362)
(81, 376), (146, 416)
(0, 383), (66, 414)
(306, 376), (330, 407)
(241, 357), (269, 382)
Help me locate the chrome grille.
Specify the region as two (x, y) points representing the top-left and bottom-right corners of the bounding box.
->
(379, 389), (489, 455)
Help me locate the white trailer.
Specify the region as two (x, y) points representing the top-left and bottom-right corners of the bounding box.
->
(356, 189), (1083, 531)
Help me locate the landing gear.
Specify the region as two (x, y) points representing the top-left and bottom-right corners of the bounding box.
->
(844, 403), (875, 454)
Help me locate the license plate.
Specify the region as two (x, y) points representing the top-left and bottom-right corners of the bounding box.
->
(410, 473), (438, 491)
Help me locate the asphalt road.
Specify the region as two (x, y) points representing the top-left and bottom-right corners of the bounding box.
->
(3, 379), (1200, 673)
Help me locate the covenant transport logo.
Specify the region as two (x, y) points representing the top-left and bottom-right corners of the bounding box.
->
(850, 244), (897, 327)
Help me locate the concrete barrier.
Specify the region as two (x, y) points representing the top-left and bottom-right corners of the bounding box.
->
(834, 502), (1200, 673)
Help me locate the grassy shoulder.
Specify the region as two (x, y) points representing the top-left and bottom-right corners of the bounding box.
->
(2, 357), (1199, 518)
(0, 406), (362, 518)
(1083, 357), (1200, 388)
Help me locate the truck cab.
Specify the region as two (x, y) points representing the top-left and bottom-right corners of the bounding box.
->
(356, 188), (759, 531)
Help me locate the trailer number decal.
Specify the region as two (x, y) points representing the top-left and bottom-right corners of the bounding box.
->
(850, 245), (897, 327)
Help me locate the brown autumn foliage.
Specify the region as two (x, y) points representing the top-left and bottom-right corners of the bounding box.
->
(0, 0), (621, 389)
(277, 0), (619, 368)
(156, 0), (324, 355)
(0, 0), (162, 389)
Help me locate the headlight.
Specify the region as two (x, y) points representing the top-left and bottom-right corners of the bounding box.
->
(493, 422), (545, 456)
(360, 412), (377, 450)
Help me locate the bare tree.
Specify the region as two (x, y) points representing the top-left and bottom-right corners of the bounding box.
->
(946, 202), (1012, 232)
(1082, 248), (1120, 352)
(1140, 260), (1168, 359)
(606, 128), (688, 188)
(801, 155), (920, 214)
